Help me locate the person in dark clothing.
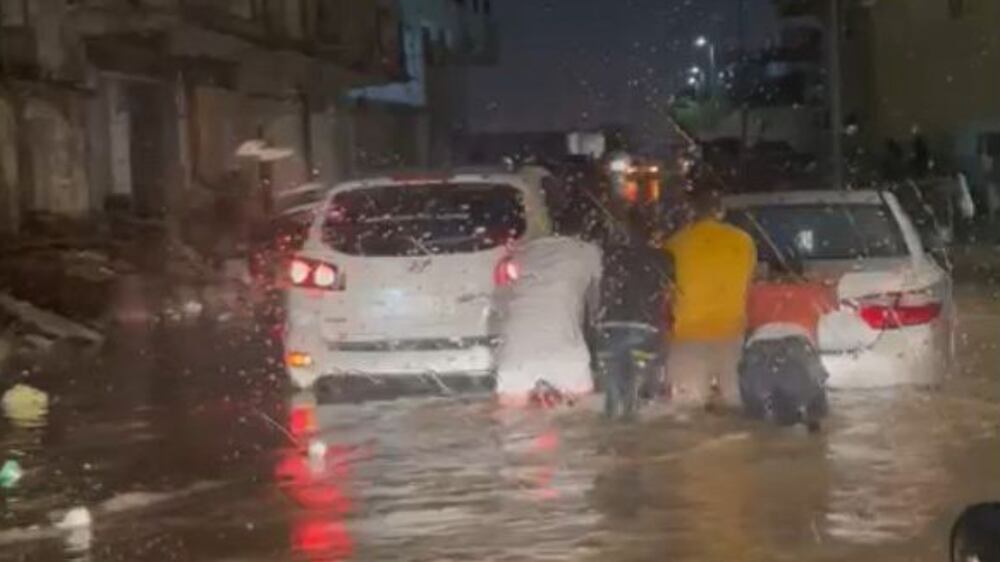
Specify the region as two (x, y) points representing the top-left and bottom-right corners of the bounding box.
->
(912, 134), (931, 178)
(882, 139), (906, 181)
(739, 254), (831, 432)
(951, 502), (1000, 562)
(596, 206), (673, 421)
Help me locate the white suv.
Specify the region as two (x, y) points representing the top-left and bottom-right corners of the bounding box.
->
(283, 168), (553, 390)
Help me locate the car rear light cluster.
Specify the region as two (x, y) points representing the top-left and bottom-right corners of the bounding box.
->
(853, 290), (942, 330)
(288, 257), (345, 291)
(494, 255), (520, 287)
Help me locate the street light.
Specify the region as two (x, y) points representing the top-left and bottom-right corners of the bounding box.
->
(693, 36), (716, 96)
(688, 65), (702, 75)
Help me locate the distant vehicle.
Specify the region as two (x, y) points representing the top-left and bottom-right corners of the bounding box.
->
(283, 168), (553, 390)
(725, 190), (954, 389)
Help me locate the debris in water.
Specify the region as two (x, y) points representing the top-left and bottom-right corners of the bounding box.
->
(181, 299), (204, 318)
(308, 439), (328, 462)
(0, 459), (23, 489)
(1, 384), (49, 428)
(0, 293), (104, 345)
(54, 507), (92, 530)
(54, 507), (93, 554)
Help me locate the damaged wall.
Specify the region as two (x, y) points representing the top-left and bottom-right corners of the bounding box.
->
(0, 0), (411, 235)
(22, 96), (90, 218)
(0, 95), (19, 234)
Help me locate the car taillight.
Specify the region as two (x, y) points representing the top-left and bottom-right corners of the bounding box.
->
(494, 256), (520, 287)
(288, 257), (344, 291)
(854, 290), (941, 330)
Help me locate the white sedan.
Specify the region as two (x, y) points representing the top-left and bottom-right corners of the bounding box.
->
(283, 168), (553, 390)
(725, 190), (954, 389)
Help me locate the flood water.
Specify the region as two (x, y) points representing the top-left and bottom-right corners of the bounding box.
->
(0, 285), (998, 561)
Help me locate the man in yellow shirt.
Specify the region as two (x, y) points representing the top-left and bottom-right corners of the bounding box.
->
(664, 189), (756, 410)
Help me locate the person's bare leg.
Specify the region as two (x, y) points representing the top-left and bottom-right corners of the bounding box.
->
(715, 338), (745, 410)
(667, 342), (712, 410)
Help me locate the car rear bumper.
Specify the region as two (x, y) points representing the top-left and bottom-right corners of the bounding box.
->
(821, 326), (947, 389)
(284, 333), (496, 388)
(311, 373), (496, 402)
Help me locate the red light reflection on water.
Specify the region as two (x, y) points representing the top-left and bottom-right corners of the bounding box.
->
(288, 405), (317, 439)
(533, 429), (559, 452)
(292, 518), (353, 562)
(274, 451), (351, 513)
(278, 401), (355, 562)
(530, 428), (560, 501)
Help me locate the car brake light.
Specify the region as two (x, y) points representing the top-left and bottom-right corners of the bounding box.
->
(288, 257), (344, 291)
(494, 256), (519, 287)
(313, 264), (337, 288)
(855, 291), (941, 330)
(289, 260), (311, 285)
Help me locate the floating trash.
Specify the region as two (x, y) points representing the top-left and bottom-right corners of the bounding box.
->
(1, 384), (49, 428)
(0, 459), (23, 489)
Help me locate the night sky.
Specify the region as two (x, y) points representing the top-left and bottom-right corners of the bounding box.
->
(466, 0), (777, 147)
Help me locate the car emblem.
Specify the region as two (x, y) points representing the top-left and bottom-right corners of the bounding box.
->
(408, 258), (432, 273)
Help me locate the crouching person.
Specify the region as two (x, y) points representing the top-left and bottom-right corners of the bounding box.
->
(596, 209), (673, 421)
(739, 328), (828, 430)
(739, 258), (835, 430)
(493, 234), (603, 408)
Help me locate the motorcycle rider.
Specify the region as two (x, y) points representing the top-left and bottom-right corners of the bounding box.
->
(596, 169), (674, 420)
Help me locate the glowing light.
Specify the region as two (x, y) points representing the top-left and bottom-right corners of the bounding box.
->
(286, 351), (314, 369)
(609, 158), (630, 173)
(289, 260), (311, 285)
(313, 264), (337, 288)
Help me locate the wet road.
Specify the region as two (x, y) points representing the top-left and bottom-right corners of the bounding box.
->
(1, 284), (999, 561)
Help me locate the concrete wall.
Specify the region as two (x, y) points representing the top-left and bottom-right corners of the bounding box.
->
(22, 97), (90, 217)
(0, 0), (413, 232)
(0, 96), (19, 234)
(858, 0), (1000, 162)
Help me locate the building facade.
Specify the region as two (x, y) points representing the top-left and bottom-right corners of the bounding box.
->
(347, 0), (497, 172)
(0, 0), (465, 237)
(843, 0), (1000, 176)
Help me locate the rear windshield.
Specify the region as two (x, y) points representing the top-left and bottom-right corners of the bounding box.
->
(728, 203), (908, 261)
(322, 183), (526, 256)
